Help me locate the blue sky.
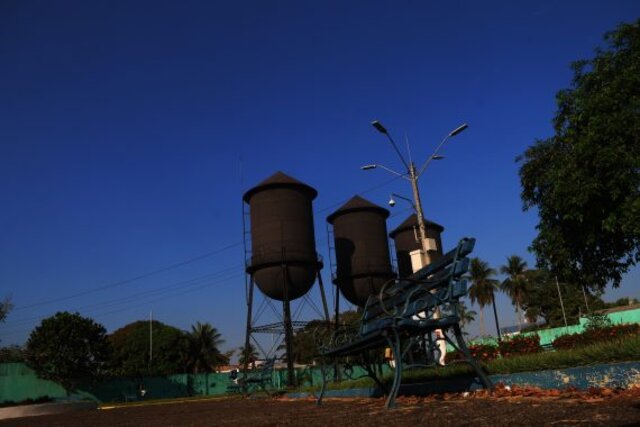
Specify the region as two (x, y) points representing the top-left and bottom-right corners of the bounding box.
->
(1, 1), (639, 353)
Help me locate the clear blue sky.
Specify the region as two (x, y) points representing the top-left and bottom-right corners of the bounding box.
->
(1, 1), (639, 353)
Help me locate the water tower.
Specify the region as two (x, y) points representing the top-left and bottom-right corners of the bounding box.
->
(327, 196), (395, 311)
(389, 214), (444, 278)
(243, 171), (329, 385)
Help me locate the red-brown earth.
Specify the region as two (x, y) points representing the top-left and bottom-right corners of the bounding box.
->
(2, 385), (640, 426)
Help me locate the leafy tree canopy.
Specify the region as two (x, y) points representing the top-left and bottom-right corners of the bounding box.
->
(518, 20), (640, 291)
(520, 270), (604, 327)
(0, 296), (12, 324)
(25, 312), (110, 393)
(0, 345), (26, 363)
(287, 311), (359, 365)
(467, 258), (499, 308)
(109, 320), (188, 377)
(185, 322), (227, 373)
(238, 343), (260, 368)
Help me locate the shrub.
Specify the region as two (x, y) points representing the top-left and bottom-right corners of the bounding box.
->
(583, 312), (612, 331)
(552, 323), (639, 350)
(498, 334), (543, 357)
(446, 343), (499, 364)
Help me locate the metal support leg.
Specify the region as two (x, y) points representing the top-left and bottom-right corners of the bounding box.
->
(243, 275), (256, 380)
(450, 324), (493, 390)
(384, 329), (403, 409)
(317, 271), (331, 323)
(333, 288), (341, 383)
(281, 264), (296, 387)
(317, 357), (328, 406)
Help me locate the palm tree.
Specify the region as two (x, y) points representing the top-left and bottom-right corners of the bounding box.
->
(500, 255), (528, 331)
(238, 343), (260, 370)
(186, 322), (226, 374)
(456, 301), (477, 336)
(467, 257), (501, 339)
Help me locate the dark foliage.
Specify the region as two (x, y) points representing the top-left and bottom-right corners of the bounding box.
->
(108, 320), (189, 377)
(518, 20), (640, 291)
(552, 323), (640, 350)
(520, 269), (604, 327)
(0, 345), (26, 363)
(25, 312), (110, 393)
(498, 334), (543, 358)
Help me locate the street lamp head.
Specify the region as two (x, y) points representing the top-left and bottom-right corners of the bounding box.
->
(371, 120), (388, 134)
(388, 195), (396, 207)
(449, 123), (469, 137)
(360, 164), (377, 170)
(432, 154), (445, 160)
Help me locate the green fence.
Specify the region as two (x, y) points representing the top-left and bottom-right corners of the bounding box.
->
(0, 362), (382, 404)
(0, 363), (239, 404)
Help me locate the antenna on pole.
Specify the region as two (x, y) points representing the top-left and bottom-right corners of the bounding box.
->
(405, 134), (412, 165)
(555, 276), (568, 329)
(149, 310), (153, 362)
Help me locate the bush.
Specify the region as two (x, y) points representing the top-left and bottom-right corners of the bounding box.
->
(498, 334), (543, 357)
(446, 343), (499, 364)
(583, 312), (612, 331)
(552, 323), (640, 350)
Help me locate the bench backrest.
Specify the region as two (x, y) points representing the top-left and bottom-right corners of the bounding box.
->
(360, 237), (474, 330)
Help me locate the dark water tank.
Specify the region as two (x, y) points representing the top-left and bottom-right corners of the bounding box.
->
(389, 214), (444, 278)
(243, 171), (320, 301)
(327, 196), (395, 306)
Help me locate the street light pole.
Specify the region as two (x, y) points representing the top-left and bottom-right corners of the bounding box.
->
(408, 163), (429, 259)
(366, 120), (468, 265)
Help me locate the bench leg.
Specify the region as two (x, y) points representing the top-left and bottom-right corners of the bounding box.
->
(383, 329), (402, 409)
(449, 324), (493, 391)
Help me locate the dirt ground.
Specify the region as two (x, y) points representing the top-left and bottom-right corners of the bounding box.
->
(2, 386), (640, 426)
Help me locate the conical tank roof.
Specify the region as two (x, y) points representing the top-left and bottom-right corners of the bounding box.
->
(243, 171), (318, 202)
(327, 195), (390, 224)
(389, 214), (444, 238)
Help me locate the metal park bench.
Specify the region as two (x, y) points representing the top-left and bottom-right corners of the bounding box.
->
(317, 237), (493, 408)
(228, 358), (277, 397)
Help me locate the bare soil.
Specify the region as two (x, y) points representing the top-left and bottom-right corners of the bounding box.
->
(2, 387), (640, 426)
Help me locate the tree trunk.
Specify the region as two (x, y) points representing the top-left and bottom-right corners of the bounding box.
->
(516, 302), (523, 331)
(491, 293), (502, 342)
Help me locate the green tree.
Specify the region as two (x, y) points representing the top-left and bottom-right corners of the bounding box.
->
(0, 296), (12, 324)
(520, 269), (604, 327)
(518, 20), (640, 292)
(336, 310), (361, 329)
(186, 322), (227, 373)
(500, 255), (528, 331)
(603, 297), (639, 308)
(25, 312), (110, 394)
(287, 319), (334, 365)
(456, 301), (477, 336)
(0, 296), (12, 345)
(238, 343), (260, 369)
(0, 345), (26, 363)
(467, 258), (500, 337)
(109, 320), (189, 377)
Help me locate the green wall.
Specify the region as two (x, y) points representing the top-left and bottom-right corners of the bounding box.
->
(0, 363), (68, 403)
(0, 363), (240, 404)
(0, 363), (367, 404)
(471, 307), (640, 347)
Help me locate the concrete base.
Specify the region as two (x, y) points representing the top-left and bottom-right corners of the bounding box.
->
(290, 361), (640, 400)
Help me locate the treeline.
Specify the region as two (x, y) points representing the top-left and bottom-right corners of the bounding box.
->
(0, 312), (230, 394)
(467, 255), (637, 335)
